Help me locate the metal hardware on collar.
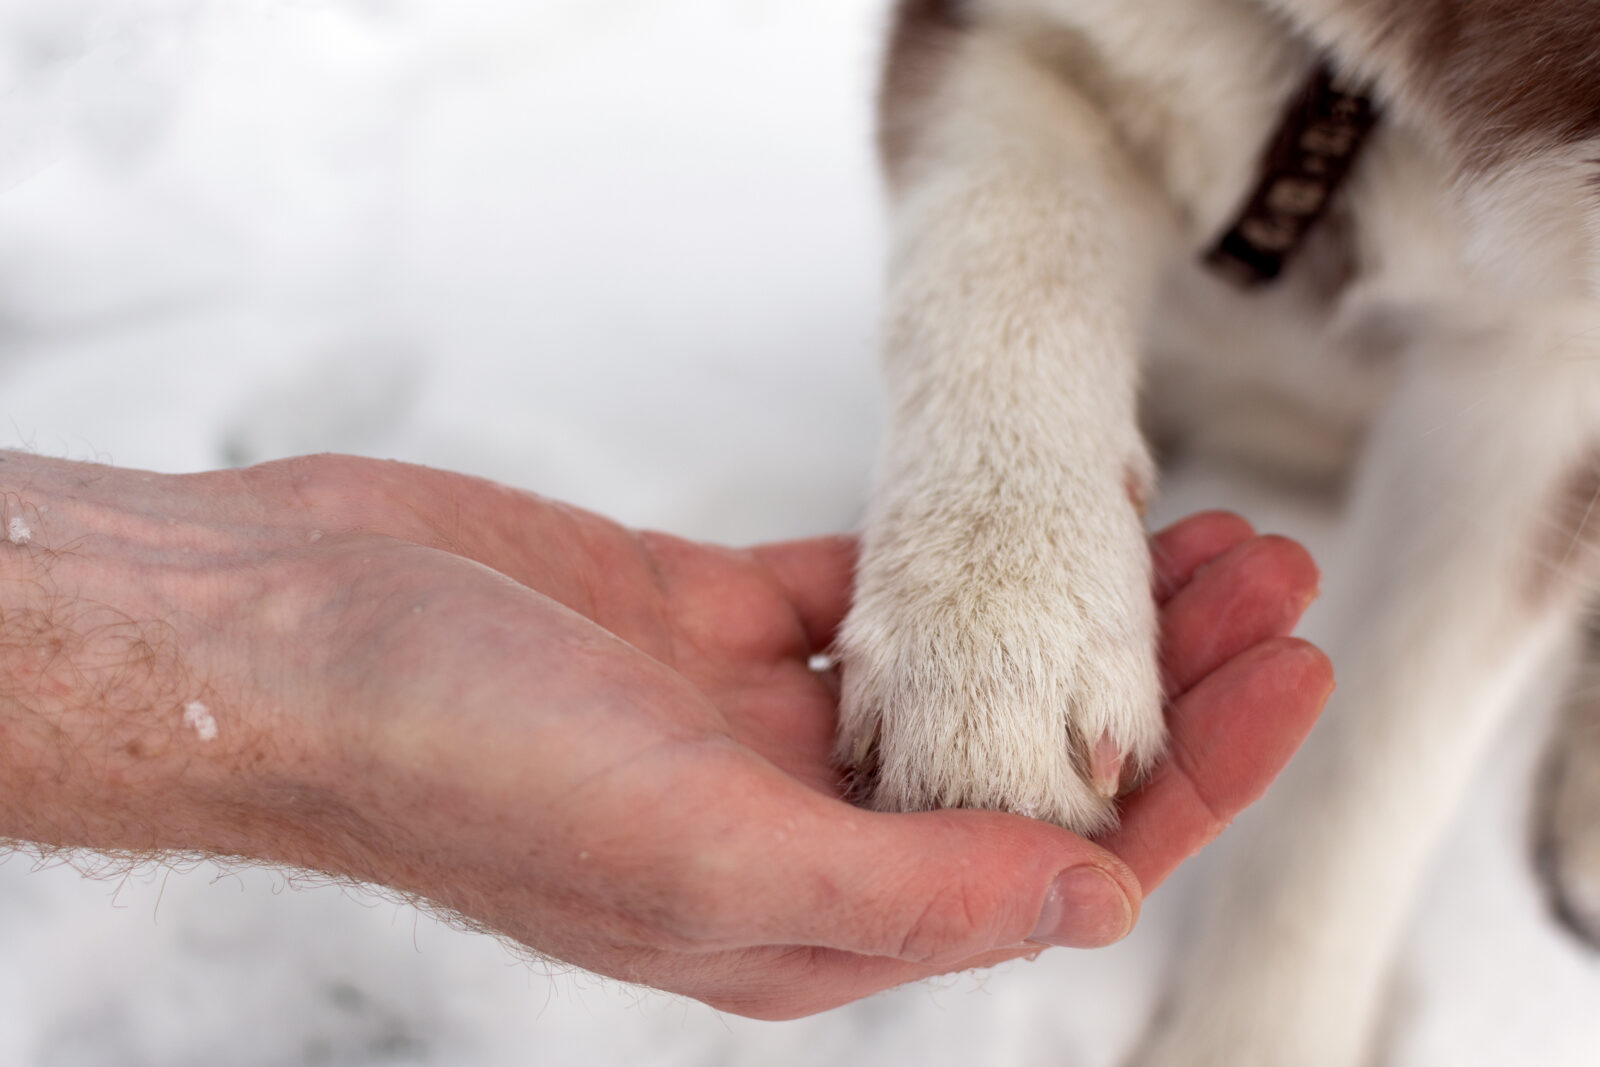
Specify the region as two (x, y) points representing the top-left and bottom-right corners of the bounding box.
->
(1206, 63), (1378, 287)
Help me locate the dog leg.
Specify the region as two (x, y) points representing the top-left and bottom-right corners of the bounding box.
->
(1131, 318), (1600, 1066)
(838, 14), (1173, 833)
(1535, 620), (1600, 947)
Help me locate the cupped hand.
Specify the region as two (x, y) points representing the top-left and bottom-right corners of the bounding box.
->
(218, 457), (1328, 1021)
(0, 452), (1329, 1022)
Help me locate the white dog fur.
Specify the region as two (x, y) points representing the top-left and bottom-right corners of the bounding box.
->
(837, 1), (1600, 1063)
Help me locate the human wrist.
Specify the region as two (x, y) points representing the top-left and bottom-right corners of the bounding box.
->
(0, 453), (358, 873)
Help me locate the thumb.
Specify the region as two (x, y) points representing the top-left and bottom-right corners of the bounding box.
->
(717, 781), (1142, 964)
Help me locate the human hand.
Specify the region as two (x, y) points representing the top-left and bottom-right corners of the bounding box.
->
(0, 453), (1330, 1021)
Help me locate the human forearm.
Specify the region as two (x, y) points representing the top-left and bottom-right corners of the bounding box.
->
(0, 449), (675, 890)
(0, 453), (362, 873)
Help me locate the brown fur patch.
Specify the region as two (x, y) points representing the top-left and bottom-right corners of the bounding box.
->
(879, 0), (972, 187)
(1356, 1), (1600, 166)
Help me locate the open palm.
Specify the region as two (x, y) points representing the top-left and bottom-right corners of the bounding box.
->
(246, 457), (1328, 1020)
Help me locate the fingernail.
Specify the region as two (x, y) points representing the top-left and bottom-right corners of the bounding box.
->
(1029, 867), (1134, 949)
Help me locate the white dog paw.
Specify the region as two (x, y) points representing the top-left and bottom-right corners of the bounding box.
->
(835, 492), (1163, 834)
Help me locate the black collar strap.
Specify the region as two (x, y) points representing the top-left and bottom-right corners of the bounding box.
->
(1206, 64), (1378, 287)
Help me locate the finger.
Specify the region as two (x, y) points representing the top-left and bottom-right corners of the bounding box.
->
(701, 779), (1142, 966)
(747, 535), (860, 651)
(1150, 511), (1256, 604)
(1101, 638), (1334, 893)
(1160, 535), (1322, 695)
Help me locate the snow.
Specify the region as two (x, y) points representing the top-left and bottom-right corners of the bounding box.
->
(183, 702), (219, 743)
(0, 1), (1596, 1064)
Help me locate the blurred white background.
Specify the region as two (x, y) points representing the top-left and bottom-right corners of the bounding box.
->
(0, 1), (1596, 1064)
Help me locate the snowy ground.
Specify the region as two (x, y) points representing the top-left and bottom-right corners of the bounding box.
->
(0, 1), (1596, 1064)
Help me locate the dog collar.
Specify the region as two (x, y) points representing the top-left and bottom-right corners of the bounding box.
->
(1207, 64), (1378, 287)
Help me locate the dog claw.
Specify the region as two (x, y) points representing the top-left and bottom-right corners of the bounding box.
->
(1091, 733), (1125, 799)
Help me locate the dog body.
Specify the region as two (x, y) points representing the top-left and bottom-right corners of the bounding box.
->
(841, 1), (1600, 1062)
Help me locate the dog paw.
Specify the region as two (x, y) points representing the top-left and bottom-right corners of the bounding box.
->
(834, 486), (1163, 834)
